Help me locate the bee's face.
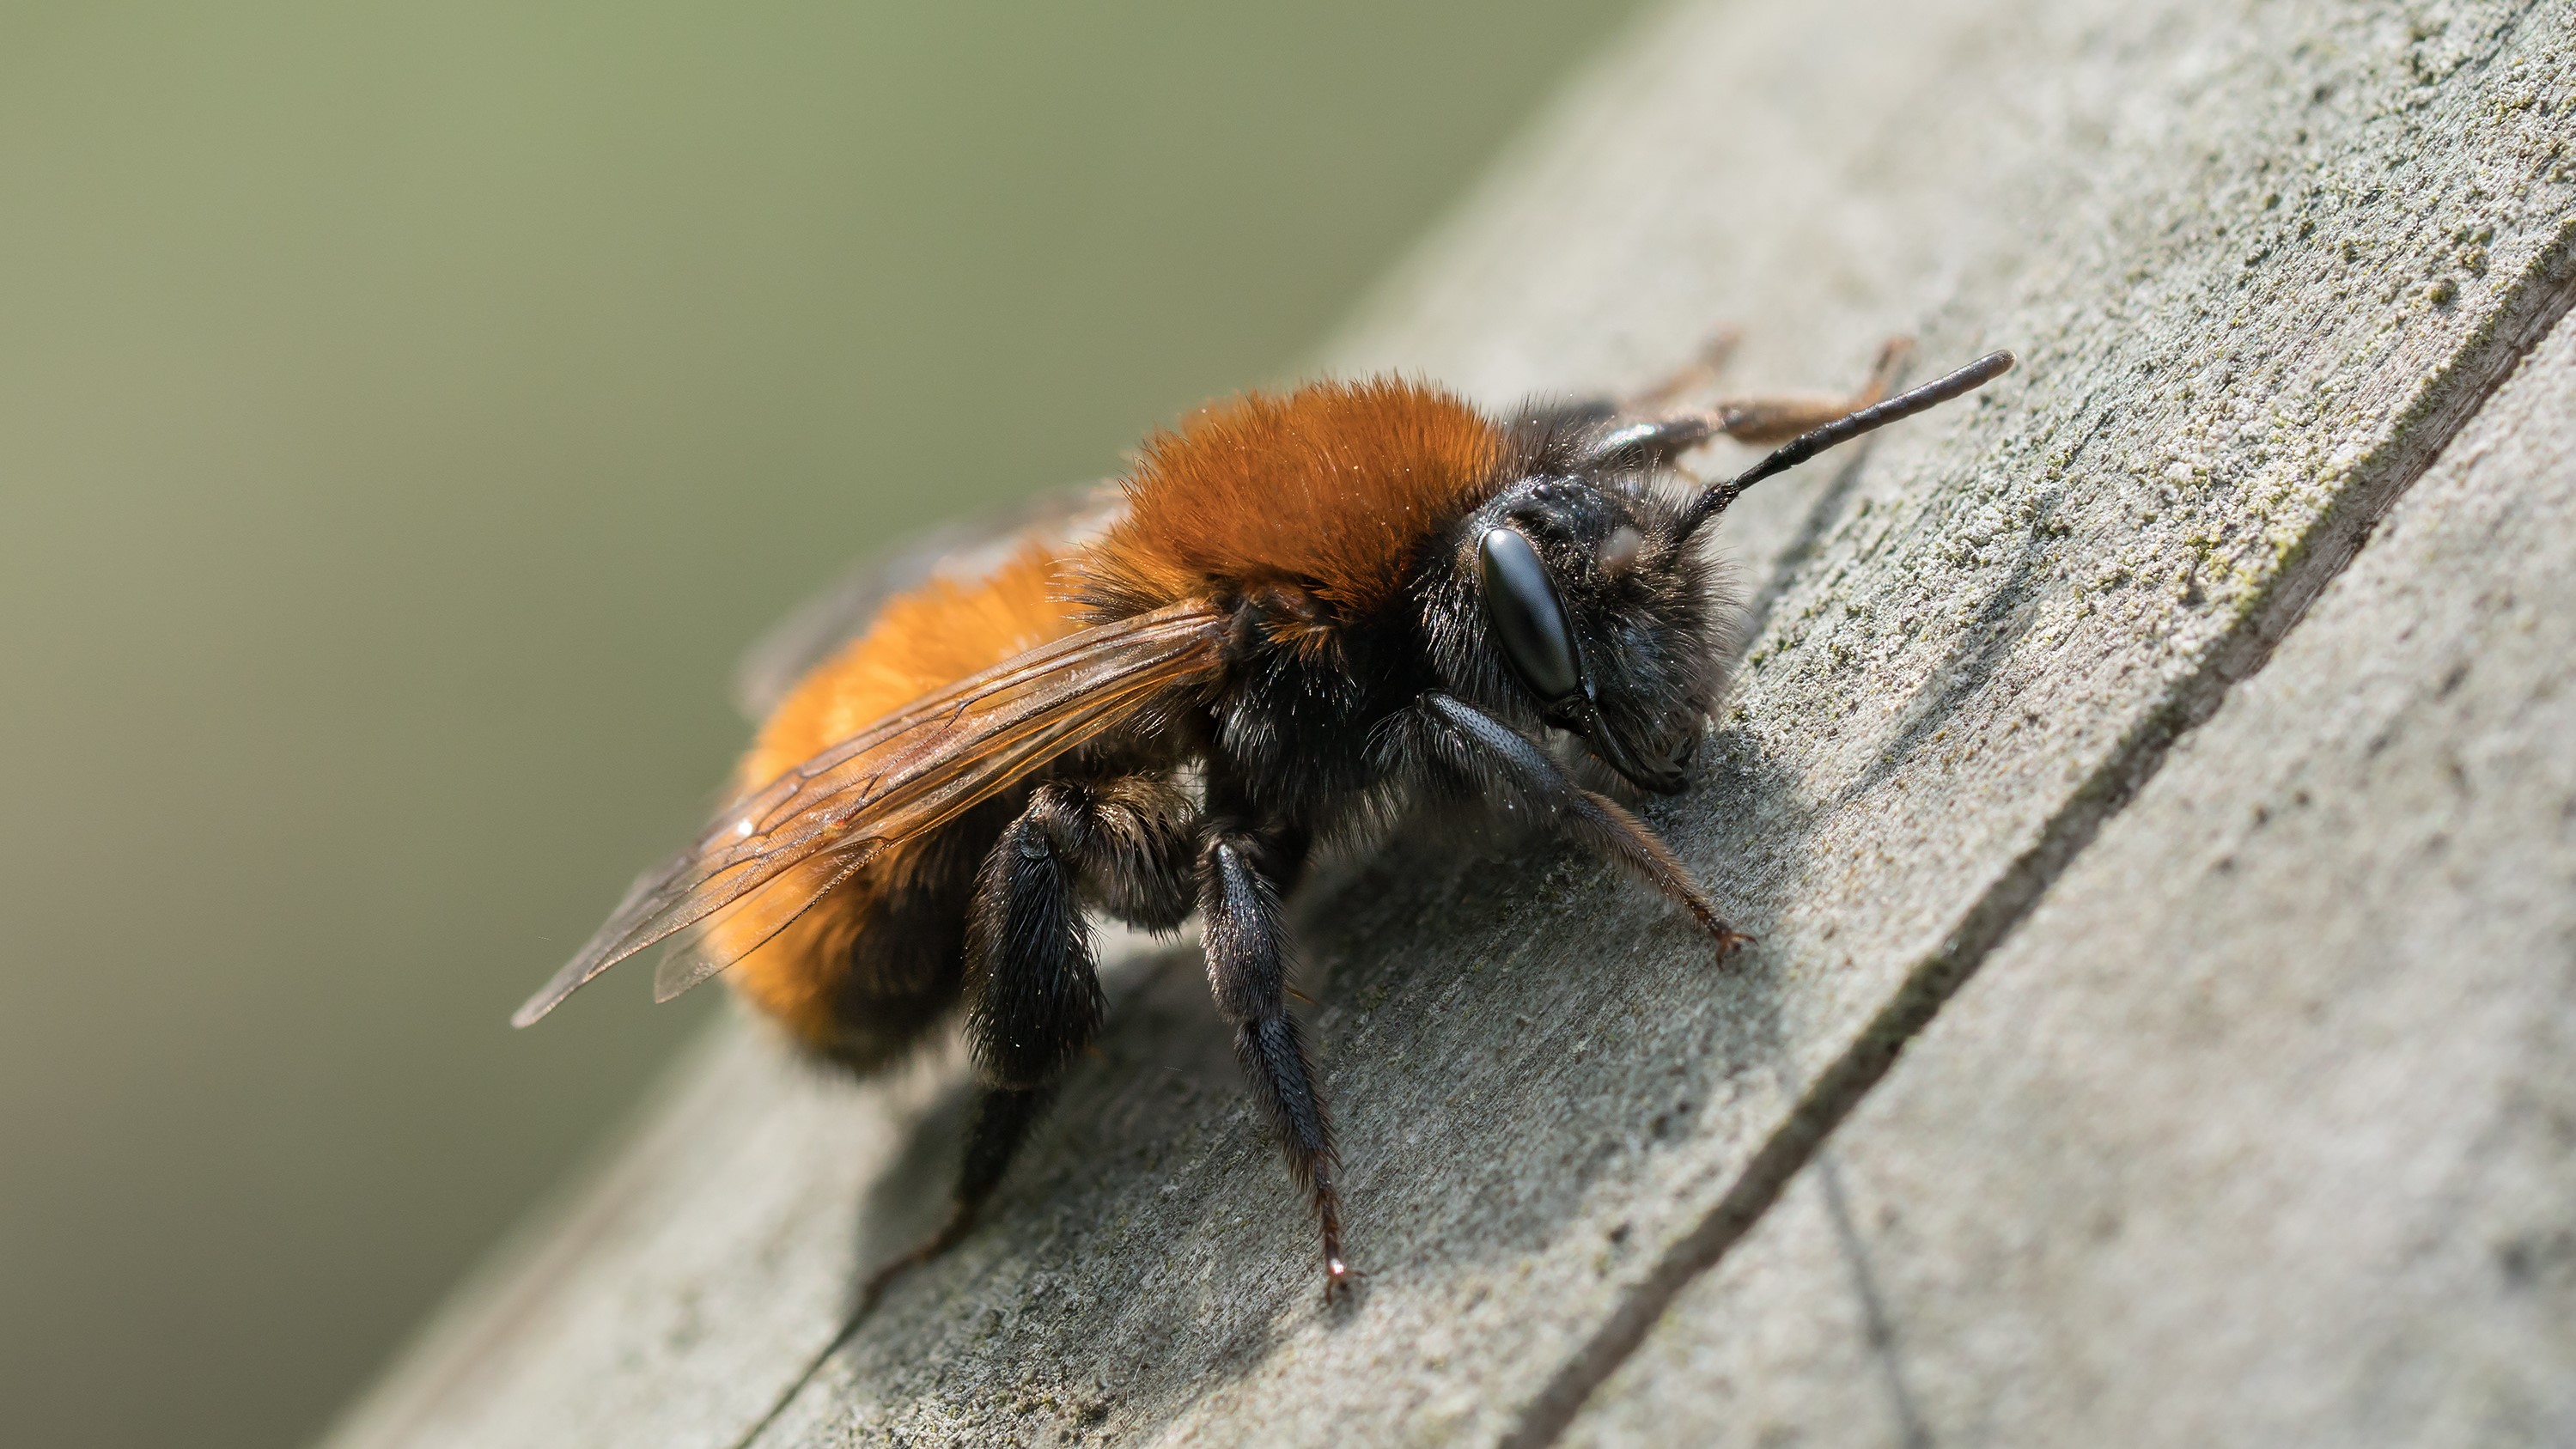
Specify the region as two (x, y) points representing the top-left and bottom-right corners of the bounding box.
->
(1433, 473), (1733, 795)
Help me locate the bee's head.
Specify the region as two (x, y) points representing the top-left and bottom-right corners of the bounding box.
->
(1423, 424), (1738, 795)
(1417, 352), (2015, 792)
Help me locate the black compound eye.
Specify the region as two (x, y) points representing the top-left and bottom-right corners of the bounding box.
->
(1477, 527), (1582, 703)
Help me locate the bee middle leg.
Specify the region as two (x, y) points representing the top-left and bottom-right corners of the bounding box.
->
(862, 777), (1189, 1307)
(1199, 823), (1348, 1301)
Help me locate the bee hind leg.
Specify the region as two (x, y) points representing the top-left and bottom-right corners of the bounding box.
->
(859, 1086), (1051, 1308)
(861, 782), (1116, 1308)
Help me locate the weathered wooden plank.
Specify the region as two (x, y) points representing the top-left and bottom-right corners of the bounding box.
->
(750, 1), (2576, 1444)
(321, 0), (2576, 1444)
(1564, 287), (2576, 1449)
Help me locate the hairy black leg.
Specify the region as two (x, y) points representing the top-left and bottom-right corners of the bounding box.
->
(1421, 693), (1750, 959)
(860, 783), (1108, 1306)
(1200, 828), (1347, 1300)
(964, 784), (1104, 1091)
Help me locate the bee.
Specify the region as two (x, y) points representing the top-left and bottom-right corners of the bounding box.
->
(514, 337), (2013, 1303)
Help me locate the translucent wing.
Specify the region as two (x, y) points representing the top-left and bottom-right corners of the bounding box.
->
(515, 599), (1226, 1026)
(649, 848), (871, 1005)
(729, 481), (1125, 721)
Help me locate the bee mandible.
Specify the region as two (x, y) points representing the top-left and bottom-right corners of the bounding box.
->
(515, 337), (2014, 1304)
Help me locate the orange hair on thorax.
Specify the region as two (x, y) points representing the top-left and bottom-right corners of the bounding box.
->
(1081, 378), (1505, 622)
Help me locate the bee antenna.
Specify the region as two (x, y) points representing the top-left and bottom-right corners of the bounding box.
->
(1679, 350), (2015, 539)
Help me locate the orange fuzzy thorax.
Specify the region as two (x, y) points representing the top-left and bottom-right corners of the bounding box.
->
(1082, 378), (1505, 622)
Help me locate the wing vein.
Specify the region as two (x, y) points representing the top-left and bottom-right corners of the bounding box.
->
(512, 599), (1224, 1026)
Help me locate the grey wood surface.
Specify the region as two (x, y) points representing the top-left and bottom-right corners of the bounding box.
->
(1564, 264), (2576, 1449)
(321, 0), (2576, 1445)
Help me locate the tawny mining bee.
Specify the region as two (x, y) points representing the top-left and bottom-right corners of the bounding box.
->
(516, 337), (2013, 1302)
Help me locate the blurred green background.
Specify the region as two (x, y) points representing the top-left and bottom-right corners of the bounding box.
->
(0, 3), (1644, 1446)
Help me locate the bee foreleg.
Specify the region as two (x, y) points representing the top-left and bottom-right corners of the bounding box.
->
(1418, 694), (1751, 959)
(1199, 829), (1349, 1302)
